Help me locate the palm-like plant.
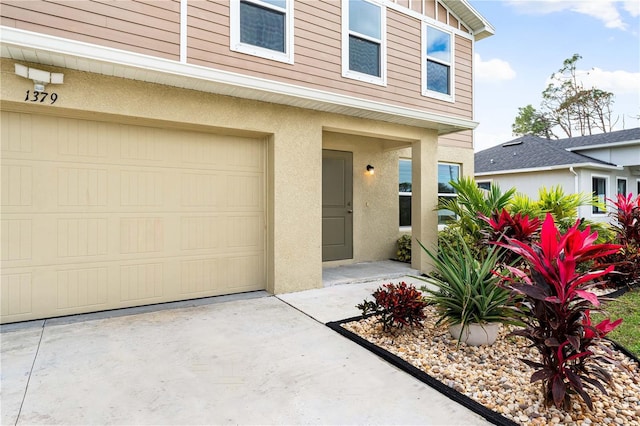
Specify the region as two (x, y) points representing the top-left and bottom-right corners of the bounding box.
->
(436, 177), (515, 240)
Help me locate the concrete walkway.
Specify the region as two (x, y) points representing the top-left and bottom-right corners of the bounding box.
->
(1, 276), (489, 425)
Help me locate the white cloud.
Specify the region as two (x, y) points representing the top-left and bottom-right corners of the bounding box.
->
(576, 68), (640, 95)
(546, 67), (640, 95)
(475, 54), (516, 82)
(506, 0), (629, 30)
(622, 0), (640, 17)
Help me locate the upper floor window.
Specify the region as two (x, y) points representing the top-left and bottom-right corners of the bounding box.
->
(423, 24), (453, 101)
(230, 0), (294, 64)
(438, 163), (460, 225)
(342, 0), (387, 86)
(592, 175), (608, 214)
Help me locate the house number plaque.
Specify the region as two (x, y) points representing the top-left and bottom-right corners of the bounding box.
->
(24, 90), (58, 104)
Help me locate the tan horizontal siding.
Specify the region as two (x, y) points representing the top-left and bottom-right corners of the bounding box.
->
(439, 130), (473, 149)
(186, 2), (472, 119)
(3, 0), (474, 121)
(1, 0), (180, 60)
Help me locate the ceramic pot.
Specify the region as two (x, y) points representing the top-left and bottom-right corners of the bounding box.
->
(449, 322), (500, 346)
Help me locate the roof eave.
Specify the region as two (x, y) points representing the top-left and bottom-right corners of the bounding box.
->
(475, 162), (623, 177)
(441, 0), (495, 41)
(565, 140), (640, 151)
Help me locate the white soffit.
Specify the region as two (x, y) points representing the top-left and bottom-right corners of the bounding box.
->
(1, 26), (477, 135)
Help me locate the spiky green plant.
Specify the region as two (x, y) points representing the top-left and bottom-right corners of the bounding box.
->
(418, 232), (516, 330)
(436, 177), (515, 240)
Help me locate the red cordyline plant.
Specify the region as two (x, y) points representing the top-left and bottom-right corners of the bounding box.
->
(479, 209), (541, 263)
(494, 213), (623, 410)
(610, 193), (640, 246)
(356, 282), (427, 331)
(593, 193), (640, 288)
(479, 209), (542, 244)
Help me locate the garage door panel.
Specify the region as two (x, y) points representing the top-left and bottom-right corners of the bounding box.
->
(1, 112), (266, 323)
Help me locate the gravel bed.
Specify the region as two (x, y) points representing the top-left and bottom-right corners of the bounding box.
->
(343, 306), (640, 426)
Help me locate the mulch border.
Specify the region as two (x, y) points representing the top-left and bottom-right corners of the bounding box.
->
(326, 316), (640, 426)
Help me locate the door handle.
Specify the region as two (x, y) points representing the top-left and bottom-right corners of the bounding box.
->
(347, 210), (353, 214)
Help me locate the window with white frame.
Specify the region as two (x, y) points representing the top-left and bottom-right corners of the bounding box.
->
(399, 159), (412, 227)
(342, 0), (386, 85)
(423, 24), (453, 100)
(438, 163), (460, 225)
(477, 181), (491, 191)
(230, 0), (294, 63)
(592, 175), (608, 214)
(617, 177), (627, 195)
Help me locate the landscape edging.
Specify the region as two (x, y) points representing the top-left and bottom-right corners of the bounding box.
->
(326, 316), (518, 426)
(327, 316), (639, 426)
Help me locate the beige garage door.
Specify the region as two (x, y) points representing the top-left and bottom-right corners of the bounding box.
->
(1, 111), (266, 323)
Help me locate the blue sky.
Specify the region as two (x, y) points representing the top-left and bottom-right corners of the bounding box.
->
(469, 0), (640, 151)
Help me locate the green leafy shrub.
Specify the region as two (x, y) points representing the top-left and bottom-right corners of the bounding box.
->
(436, 177), (515, 241)
(396, 234), (411, 263)
(357, 282), (427, 331)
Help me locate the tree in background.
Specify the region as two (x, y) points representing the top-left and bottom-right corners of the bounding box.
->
(511, 104), (552, 138)
(513, 54), (617, 138)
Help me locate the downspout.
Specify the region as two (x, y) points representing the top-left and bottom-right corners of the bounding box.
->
(569, 167), (580, 217)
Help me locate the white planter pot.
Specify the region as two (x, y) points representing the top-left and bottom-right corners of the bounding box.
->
(449, 322), (501, 346)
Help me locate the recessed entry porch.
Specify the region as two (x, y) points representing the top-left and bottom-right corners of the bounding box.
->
(322, 260), (420, 287)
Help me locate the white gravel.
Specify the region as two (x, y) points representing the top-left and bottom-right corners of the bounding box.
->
(343, 306), (640, 426)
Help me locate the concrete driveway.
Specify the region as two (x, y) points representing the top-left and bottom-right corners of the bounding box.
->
(1, 279), (489, 425)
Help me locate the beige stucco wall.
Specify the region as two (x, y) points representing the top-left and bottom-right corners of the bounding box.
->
(2, 58), (476, 298)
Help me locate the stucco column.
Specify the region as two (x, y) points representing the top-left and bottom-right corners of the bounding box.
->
(268, 117), (323, 294)
(410, 133), (439, 273)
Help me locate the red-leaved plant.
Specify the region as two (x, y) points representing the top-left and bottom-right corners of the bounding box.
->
(479, 209), (541, 263)
(594, 193), (640, 288)
(494, 214), (623, 410)
(357, 282), (427, 331)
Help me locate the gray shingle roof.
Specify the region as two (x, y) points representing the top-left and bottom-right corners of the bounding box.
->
(555, 127), (640, 150)
(474, 128), (640, 174)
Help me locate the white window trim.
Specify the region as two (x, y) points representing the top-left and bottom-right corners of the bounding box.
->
(230, 0), (294, 64)
(616, 176), (628, 195)
(399, 158), (412, 230)
(591, 174), (609, 216)
(341, 0), (387, 86)
(422, 22), (454, 102)
(437, 162), (460, 226)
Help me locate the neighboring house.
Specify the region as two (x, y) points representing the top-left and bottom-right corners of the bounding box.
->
(0, 0), (494, 323)
(475, 128), (640, 223)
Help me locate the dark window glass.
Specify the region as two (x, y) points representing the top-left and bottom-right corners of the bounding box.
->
(477, 181), (491, 190)
(437, 196), (456, 225)
(349, 35), (380, 77)
(437, 164), (459, 193)
(592, 177), (607, 214)
(399, 195), (411, 227)
(240, 0), (285, 53)
(427, 60), (450, 95)
(617, 179), (627, 195)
